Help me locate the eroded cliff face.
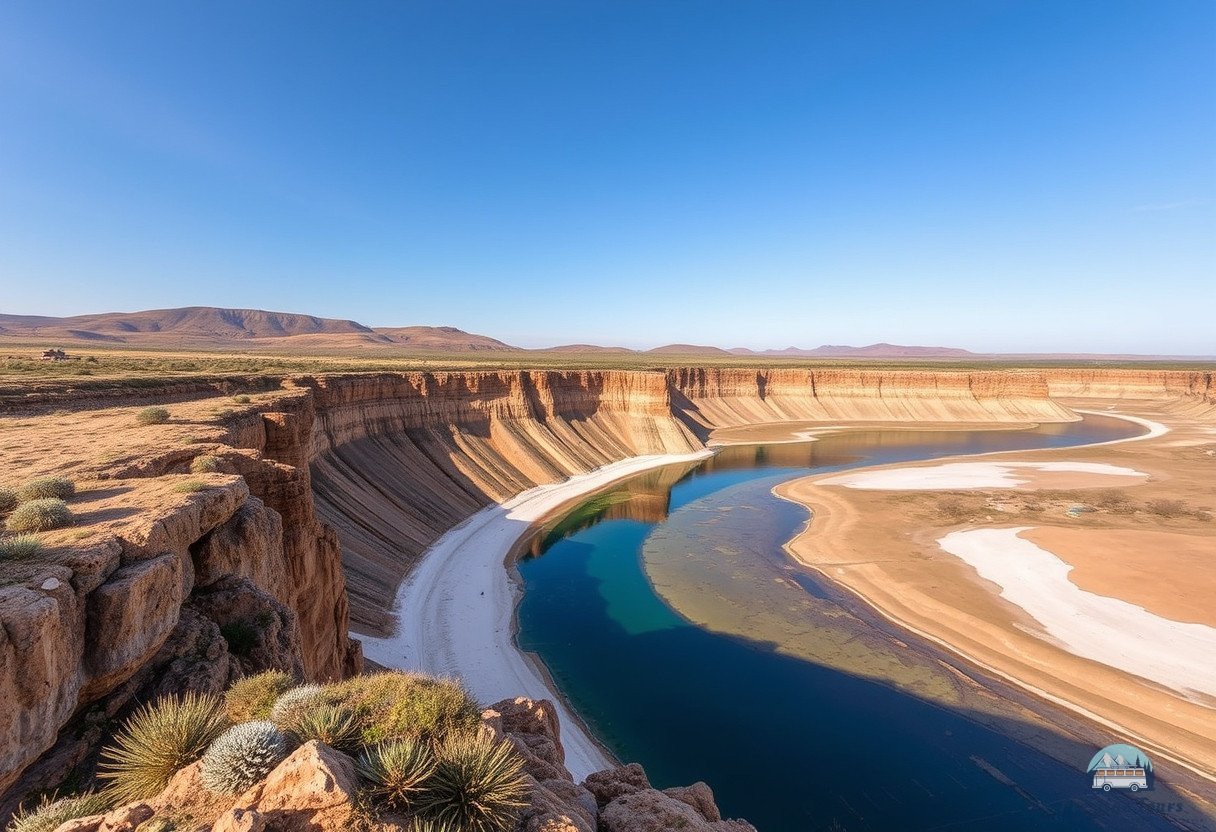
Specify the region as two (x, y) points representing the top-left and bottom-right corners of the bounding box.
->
(301, 372), (702, 633)
(668, 367), (1080, 427)
(1042, 368), (1214, 403)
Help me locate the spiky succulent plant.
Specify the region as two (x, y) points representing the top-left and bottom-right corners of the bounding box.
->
(7, 792), (114, 832)
(416, 732), (529, 832)
(356, 738), (436, 811)
(287, 704), (362, 753)
(98, 691), (229, 803)
(200, 721), (293, 795)
(268, 684), (324, 728)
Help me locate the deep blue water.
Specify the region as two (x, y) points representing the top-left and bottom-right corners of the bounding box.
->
(515, 417), (1203, 831)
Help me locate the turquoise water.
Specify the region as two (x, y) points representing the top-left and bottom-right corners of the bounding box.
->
(516, 417), (1198, 831)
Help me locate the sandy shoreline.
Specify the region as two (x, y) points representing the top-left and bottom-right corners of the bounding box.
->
(356, 450), (713, 780)
(774, 406), (1216, 786)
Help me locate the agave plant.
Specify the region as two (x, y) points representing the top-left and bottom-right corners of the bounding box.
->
(416, 732), (529, 832)
(287, 704), (362, 753)
(7, 792), (113, 832)
(356, 738), (437, 811)
(98, 692), (229, 803)
(200, 721), (293, 795)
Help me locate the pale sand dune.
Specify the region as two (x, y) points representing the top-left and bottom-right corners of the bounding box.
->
(819, 460), (1146, 490)
(357, 450), (713, 781)
(938, 527), (1216, 703)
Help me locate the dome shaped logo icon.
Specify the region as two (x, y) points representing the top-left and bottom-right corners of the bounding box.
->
(1088, 743), (1152, 792)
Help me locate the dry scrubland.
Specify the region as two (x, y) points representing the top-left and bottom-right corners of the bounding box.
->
(2, 346), (1214, 830)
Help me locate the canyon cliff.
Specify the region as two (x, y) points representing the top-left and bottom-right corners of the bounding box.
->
(1, 366), (1211, 807)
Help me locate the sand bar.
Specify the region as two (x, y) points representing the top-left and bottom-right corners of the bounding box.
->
(819, 460), (1147, 490)
(939, 527), (1216, 703)
(357, 450), (713, 780)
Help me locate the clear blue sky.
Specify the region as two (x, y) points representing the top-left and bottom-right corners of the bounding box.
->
(1, 1), (1212, 353)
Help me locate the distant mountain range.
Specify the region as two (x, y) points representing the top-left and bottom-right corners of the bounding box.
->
(0, 306), (1208, 360)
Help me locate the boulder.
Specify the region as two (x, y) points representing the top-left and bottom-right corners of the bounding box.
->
(599, 789), (757, 832)
(582, 763), (650, 809)
(230, 741), (358, 832)
(663, 781), (721, 822)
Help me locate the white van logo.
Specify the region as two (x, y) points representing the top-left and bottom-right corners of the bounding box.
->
(1088, 743), (1151, 792)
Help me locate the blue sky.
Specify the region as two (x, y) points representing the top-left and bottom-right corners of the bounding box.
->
(0, 1), (1212, 353)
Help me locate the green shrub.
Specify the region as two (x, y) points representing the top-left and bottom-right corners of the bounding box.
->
(269, 684), (325, 729)
(0, 487), (17, 515)
(136, 407), (170, 425)
(356, 738), (436, 811)
(220, 620), (259, 657)
(17, 477), (76, 502)
(287, 704), (362, 753)
(328, 673), (480, 746)
(5, 499), (72, 533)
(98, 692), (229, 803)
(416, 732), (528, 832)
(200, 721), (293, 795)
(8, 792), (114, 832)
(190, 455), (221, 474)
(232, 395), (252, 404)
(172, 481), (209, 494)
(0, 534), (43, 560)
(225, 671), (294, 724)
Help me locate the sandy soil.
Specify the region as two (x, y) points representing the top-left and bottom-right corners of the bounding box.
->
(1022, 526), (1216, 627)
(776, 399), (1216, 784)
(356, 450), (713, 781)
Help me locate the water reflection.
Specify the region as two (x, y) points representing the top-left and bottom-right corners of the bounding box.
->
(514, 415), (1207, 831)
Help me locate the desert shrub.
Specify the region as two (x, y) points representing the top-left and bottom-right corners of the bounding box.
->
(1091, 489), (1133, 511)
(200, 722), (292, 795)
(136, 407), (170, 425)
(937, 497), (968, 520)
(190, 455), (221, 474)
(0, 487), (17, 515)
(225, 671), (294, 724)
(173, 481), (209, 494)
(17, 476), (76, 502)
(288, 704), (362, 753)
(328, 673), (480, 745)
(356, 738), (436, 811)
(220, 620), (260, 657)
(5, 499), (72, 533)
(98, 692), (229, 803)
(269, 684), (325, 729)
(1145, 498), (1187, 518)
(416, 732), (528, 832)
(232, 395), (251, 404)
(0, 534), (43, 559)
(8, 792), (114, 832)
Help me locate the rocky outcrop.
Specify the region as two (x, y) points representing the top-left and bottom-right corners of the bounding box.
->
(42, 698), (750, 832)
